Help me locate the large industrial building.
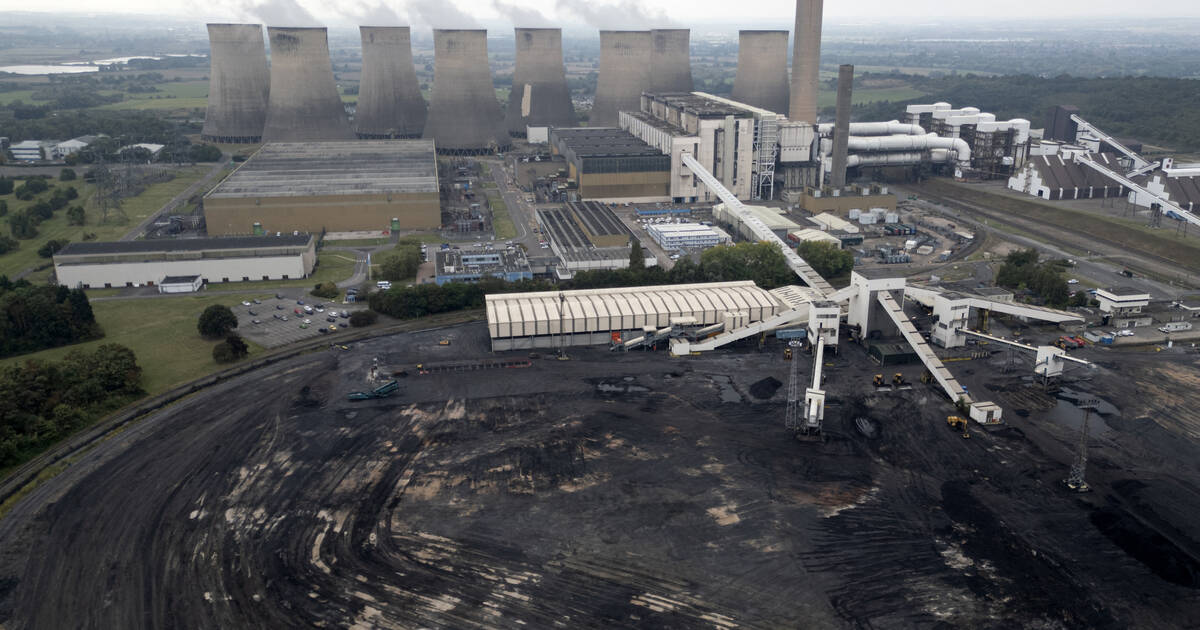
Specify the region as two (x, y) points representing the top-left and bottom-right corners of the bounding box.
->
(434, 249), (533, 285)
(53, 234), (316, 289)
(203, 141), (439, 236)
(485, 280), (789, 351)
(549, 128), (670, 202)
(536, 203), (655, 273)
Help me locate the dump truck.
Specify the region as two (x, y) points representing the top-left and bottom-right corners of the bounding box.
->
(347, 380), (400, 401)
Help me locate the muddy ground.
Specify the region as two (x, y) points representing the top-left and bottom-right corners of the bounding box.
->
(0, 322), (1198, 629)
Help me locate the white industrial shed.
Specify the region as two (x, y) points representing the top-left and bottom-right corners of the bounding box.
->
(486, 281), (786, 351)
(53, 234), (317, 289)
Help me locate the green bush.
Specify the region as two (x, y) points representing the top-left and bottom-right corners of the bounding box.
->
(348, 310), (378, 327)
(59, 168), (77, 181)
(311, 281), (340, 299)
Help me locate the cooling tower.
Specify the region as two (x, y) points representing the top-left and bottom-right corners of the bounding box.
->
(201, 24), (270, 143)
(356, 26), (427, 139)
(262, 27), (355, 142)
(505, 28), (576, 136)
(830, 64), (854, 188)
(731, 30), (789, 115)
(789, 0), (824, 123)
(648, 29), (693, 93)
(423, 29), (509, 153)
(591, 30), (652, 127)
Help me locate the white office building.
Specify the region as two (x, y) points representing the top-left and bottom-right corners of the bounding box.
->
(646, 222), (731, 250)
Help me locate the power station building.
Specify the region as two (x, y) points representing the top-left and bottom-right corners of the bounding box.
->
(203, 140), (439, 236)
(202, 23), (271, 143)
(549, 127), (670, 202)
(53, 234), (317, 289)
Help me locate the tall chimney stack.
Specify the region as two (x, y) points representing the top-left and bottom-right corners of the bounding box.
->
(830, 64), (853, 189)
(789, 0), (824, 123)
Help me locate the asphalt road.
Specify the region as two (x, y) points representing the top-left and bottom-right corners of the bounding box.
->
(896, 184), (1187, 300)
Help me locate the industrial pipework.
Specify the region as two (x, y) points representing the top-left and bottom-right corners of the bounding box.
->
(202, 24), (270, 143)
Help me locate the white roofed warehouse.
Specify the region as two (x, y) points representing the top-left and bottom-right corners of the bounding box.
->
(486, 281), (795, 351)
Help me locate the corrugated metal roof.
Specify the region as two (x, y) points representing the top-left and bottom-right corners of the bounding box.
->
(485, 281), (788, 339)
(206, 140), (437, 199)
(56, 234), (313, 256)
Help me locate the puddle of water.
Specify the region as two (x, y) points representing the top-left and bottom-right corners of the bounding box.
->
(1043, 398), (1114, 434)
(710, 375), (742, 403)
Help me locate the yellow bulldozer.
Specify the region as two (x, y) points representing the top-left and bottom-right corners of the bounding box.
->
(947, 415), (970, 439)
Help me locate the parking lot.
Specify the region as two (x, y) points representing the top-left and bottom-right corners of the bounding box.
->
(232, 294), (370, 349)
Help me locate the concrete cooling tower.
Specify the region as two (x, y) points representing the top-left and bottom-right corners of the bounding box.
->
(648, 29), (693, 93)
(505, 28), (576, 136)
(732, 30), (789, 115)
(423, 29), (510, 154)
(591, 30), (652, 127)
(356, 26), (427, 139)
(262, 27), (355, 142)
(789, 0), (824, 123)
(201, 24), (270, 143)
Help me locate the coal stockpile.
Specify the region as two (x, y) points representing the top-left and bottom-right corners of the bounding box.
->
(0, 324), (1198, 628)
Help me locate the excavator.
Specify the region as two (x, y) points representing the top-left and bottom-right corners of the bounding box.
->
(946, 415), (970, 439)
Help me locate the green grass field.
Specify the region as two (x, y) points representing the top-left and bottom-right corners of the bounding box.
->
(0, 293), (268, 396)
(0, 89), (39, 105)
(487, 192), (517, 240)
(0, 166), (213, 279)
(95, 81), (209, 111)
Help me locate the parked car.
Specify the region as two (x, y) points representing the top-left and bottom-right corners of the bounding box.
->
(318, 327), (329, 334)
(1067, 279), (1079, 284)
(303, 319), (312, 324)
(241, 300), (251, 306)
(1119, 329), (1135, 336)
(248, 309), (257, 316)
(297, 299), (305, 305)
(252, 298), (261, 304)
(299, 323), (309, 329)
(251, 319), (262, 325)
(276, 304), (284, 310)
(340, 311), (349, 318)
(328, 325), (338, 332)
(294, 308), (303, 315)
(273, 313), (282, 320)
(315, 306), (324, 313)
(275, 293), (284, 300)
(304, 306), (314, 314)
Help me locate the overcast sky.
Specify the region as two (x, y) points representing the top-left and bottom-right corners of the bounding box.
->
(1, 0), (1197, 29)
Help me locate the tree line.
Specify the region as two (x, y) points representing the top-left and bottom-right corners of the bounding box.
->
(0, 279), (100, 358)
(843, 73), (1200, 153)
(370, 242), (800, 319)
(0, 344), (142, 467)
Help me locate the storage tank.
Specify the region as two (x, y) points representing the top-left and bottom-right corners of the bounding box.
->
(201, 24), (270, 143)
(423, 29), (510, 153)
(649, 29), (693, 93)
(505, 28), (576, 136)
(591, 30), (652, 127)
(262, 27), (355, 142)
(356, 26), (427, 139)
(731, 30), (789, 115)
